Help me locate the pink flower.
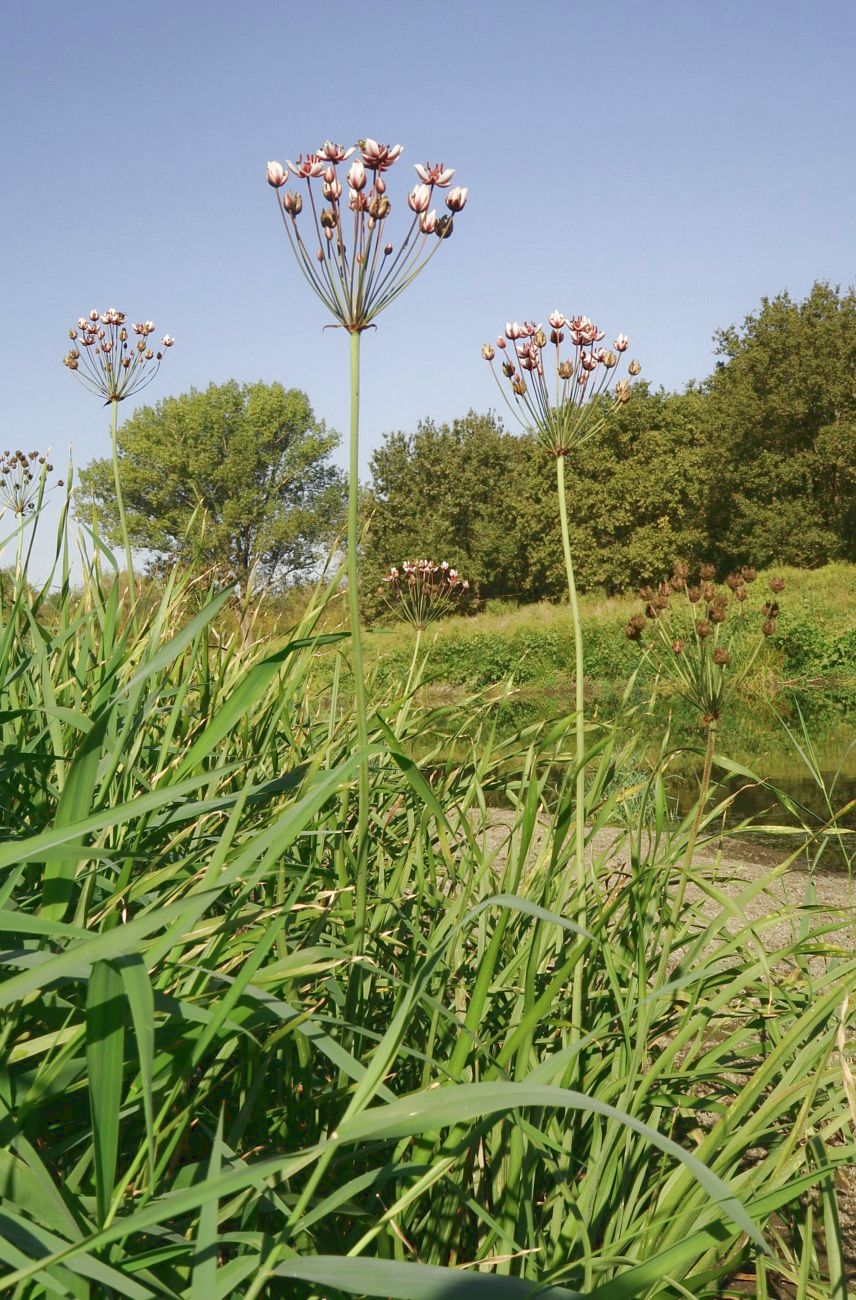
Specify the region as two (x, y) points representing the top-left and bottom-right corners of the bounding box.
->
(505, 322), (521, 339)
(548, 310), (565, 330)
(496, 336), (507, 349)
(445, 186), (468, 212)
(361, 138), (404, 171)
(318, 141), (355, 163)
(323, 177), (343, 202)
(414, 161), (455, 187)
(614, 333), (629, 352)
(407, 184), (431, 213)
(162, 335), (175, 347)
(287, 153), (325, 179)
(419, 209), (437, 234)
(346, 159), (367, 191)
(267, 161), (287, 188)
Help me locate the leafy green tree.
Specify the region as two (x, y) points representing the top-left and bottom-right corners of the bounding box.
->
(363, 391), (714, 613)
(704, 281), (856, 567)
(77, 381), (345, 624)
(361, 411), (546, 617)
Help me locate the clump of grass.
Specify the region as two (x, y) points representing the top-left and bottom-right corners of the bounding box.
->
(0, 450), (853, 1297)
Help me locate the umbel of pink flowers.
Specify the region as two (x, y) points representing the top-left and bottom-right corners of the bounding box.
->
(63, 308), (174, 404)
(383, 558), (470, 630)
(267, 139), (468, 332)
(482, 313), (641, 457)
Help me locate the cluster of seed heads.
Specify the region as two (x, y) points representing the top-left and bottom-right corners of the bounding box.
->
(383, 559), (470, 629)
(482, 314), (640, 456)
(62, 308), (174, 403)
(0, 449), (62, 516)
(267, 140), (467, 331)
(624, 562), (785, 725)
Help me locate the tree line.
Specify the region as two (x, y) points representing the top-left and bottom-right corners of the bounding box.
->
(362, 281), (855, 615)
(78, 282), (855, 617)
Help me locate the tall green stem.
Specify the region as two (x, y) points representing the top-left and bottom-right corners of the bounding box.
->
(110, 399), (135, 606)
(556, 455), (586, 1037)
(347, 329), (370, 949)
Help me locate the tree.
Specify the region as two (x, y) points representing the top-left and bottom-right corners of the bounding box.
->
(361, 411), (550, 618)
(77, 381), (345, 626)
(704, 281), (856, 567)
(362, 392), (715, 615)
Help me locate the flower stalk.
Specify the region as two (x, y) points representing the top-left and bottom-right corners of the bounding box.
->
(63, 308), (173, 603)
(268, 139), (468, 951)
(482, 312), (640, 1039)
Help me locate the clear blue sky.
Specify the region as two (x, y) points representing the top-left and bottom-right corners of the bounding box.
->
(2, 0), (854, 577)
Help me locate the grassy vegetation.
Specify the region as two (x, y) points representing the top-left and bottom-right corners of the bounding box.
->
(365, 563), (856, 775)
(0, 499), (854, 1296)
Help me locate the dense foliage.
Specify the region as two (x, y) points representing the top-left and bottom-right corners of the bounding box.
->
(364, 283), (855, 613)
(77, 380), (345, 612)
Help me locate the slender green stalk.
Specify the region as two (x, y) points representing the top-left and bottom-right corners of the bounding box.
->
(109, 398), (135, 606)
(347, 328), (370, 950)
(556, 454), (586, 1037)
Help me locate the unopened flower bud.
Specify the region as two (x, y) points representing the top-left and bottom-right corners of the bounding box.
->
(699, 563), (716, 580)
(496, 336), (507, 350)
(713, 648), (732, 666)
(628, 359), (642, 376)
(603, 350), (617, 368)
(614, 334), (629, 352)
(481, 343), (495, 361)
(770, 577), (785, 593)
(511, 375), (526, 395)
(672, 639), (685, 654)
(557, 360), (573, 380)
(266, 161), (287, 188)
(445, 186), (468, 212)
(419, 209), (437, 234)
(534, 329), (547, 348)
(740, 566), (757, 583)
(696, 619), (712, 639)
(407, 184), (431, 213)
(346, 159), (366, 191)
(369, 195), (390, 219)
(615, 380), (631, 403)
(502, 361), (514, 377)
(384, 242), (393, 255)
(762, 618), (777, 636)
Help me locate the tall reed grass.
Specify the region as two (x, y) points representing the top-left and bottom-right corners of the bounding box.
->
(0, 488), (854, 1298)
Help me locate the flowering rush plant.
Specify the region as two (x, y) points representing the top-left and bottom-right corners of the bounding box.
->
(625, 562), (785, 726)
(0, 450), (63, 519)
(481, 314), (640, 455)
(383, 559), (470, 630)
(63, 308), (174, 405)
(267, 140), (468, 332)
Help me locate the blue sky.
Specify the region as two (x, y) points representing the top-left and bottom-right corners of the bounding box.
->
(2, 0), (855, 577)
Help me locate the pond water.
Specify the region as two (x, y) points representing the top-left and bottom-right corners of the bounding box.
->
(671, 768), (855, 873)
